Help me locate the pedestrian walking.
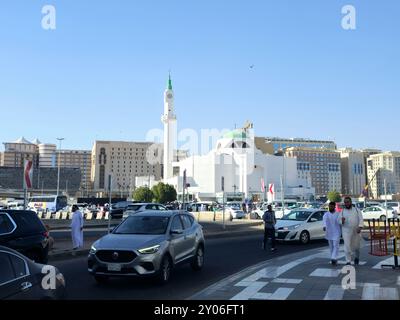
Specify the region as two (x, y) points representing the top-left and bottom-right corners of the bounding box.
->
(323, 202), (341, 266)
(70, 204), (84, 250)
(262, 205), (277, 252)
(339, 197), (364, 265)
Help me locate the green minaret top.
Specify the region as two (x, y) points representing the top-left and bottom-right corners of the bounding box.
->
(168, 73), (173, 90)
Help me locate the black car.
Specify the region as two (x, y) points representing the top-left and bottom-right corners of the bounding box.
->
(110, 201), (136, 219)
(0, 210), (50, 264)
(0, 246), (66, 300)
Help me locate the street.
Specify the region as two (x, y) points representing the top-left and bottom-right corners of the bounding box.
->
(52, 234), (326, 300)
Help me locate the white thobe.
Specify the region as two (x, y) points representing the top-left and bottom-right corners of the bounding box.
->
(339, 207), (364, 263)
(323, 211), (341, 260)
(71, 210), (84, 249)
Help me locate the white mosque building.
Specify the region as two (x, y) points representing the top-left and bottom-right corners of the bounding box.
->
(161, 76), (315, 203)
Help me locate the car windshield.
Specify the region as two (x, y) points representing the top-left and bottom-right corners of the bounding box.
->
(281, 210), (312, 221)
(113, 216), (170, 235)
(126, 205), (142, 211)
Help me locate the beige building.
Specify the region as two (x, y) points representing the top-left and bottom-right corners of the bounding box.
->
(2, 137), (39, 168)
(339, 148), (367, 196)
(367, 152), (400, 199)
(91, 141), (163, 196)
(1, 138), (91, 195)
(56, 150), (92, 195)
(285, 147), (341, 197)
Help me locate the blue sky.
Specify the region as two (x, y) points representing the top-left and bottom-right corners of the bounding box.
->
(0, 0), (399, 152)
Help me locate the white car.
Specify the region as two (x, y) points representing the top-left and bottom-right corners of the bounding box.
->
(387, 202), (400, 215)
(219, 205), (246, 220)
(362, 206), (395, 221)
(122, 203), (167, 220)
(274, 207), (295, 219)
(275, 209), (327, 244)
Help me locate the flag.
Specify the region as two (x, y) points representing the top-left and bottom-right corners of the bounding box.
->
(24, 160), (33, 189)
(268, 183), (275, 195)
(261, 178), (265, 193)
(267, 183), (275, 202)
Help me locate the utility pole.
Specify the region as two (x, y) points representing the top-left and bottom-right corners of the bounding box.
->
(56, 138), (64, 196)
(108, 175), (112, 234)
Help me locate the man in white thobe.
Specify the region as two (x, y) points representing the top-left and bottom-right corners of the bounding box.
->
(70, 205), (84, 250)
(323, 202), (341, 266)
(339, 197), (364, 265)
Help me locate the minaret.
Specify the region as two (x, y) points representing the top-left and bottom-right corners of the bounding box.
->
(161, 74), (177, 181)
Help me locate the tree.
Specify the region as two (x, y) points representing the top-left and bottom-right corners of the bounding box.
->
(327, 190), (342, 203)
(133, 186), (154, 203)
(152, 182), (177, 204)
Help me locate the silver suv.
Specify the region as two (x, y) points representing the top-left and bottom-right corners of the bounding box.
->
(122, 203), (167, 220)
(88, 210), (205, 284)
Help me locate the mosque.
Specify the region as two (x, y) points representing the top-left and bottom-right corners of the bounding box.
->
(161, 76), (315, 203)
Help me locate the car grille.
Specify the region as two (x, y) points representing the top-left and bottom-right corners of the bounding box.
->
(96, 250), (137, 263)
(277, 231), (290, 239)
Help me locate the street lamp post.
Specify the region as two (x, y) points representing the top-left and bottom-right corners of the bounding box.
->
(56, 138), (65, 196)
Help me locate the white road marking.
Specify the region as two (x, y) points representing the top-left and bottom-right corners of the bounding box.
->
(310, 268), (341, 278)
(324, 285), (345, 300)
(362, 283), (399, 300)
(272, 278), (303, 284)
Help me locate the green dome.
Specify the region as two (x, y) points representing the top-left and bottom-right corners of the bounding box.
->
(223, 130), (247, 139)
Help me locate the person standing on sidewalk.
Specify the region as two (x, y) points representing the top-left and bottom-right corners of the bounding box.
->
(323, 202), (341, 266)
(339, 197), (364, 265)
(262, 205), (277, 252)
(70, 205), (84, 250)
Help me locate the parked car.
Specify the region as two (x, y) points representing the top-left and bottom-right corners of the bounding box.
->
(362, 206), (395, 221)
(0, 246), (66, 300)
(386, 202), (400, 215)
(122, 203), (167, 220)
(220, 203), (246, 220)
(0, 210), (50, 264)
(88, 210), (205, 284)
(110, 201), (136, 219)
(275, 209), (327, 244)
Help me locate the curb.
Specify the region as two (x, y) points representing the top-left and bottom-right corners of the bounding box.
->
(48, 223), (120, 231)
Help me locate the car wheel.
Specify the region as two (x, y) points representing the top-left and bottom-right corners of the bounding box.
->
(380, 215), (387, 222)
(299, 231), (310, 245)
(158, 255), (172, 284)
(94, 275), (109, 284)
(191, 245), (204, 271)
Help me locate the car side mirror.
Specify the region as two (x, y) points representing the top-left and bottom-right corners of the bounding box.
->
(171, 229), (183, 235)
(309, 218), (318, 223)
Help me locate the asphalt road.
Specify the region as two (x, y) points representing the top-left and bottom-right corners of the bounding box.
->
(53, 235), (326, 300)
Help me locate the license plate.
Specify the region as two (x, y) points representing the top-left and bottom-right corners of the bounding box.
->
(107, 264), (121, 272)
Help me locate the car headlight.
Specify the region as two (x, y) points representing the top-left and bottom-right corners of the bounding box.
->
(283, 225), (301, 231)
(89, 245), (97, 255)
(138, 245), (161, 254)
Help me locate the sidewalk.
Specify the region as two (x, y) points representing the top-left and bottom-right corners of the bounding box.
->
(190, 242), (400, 300)
(47, 220), (264, 260)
